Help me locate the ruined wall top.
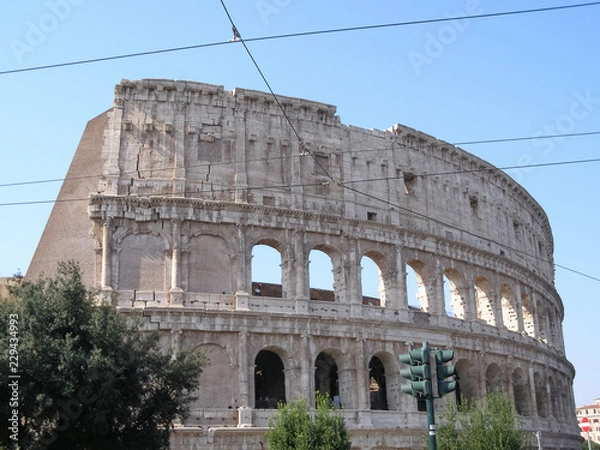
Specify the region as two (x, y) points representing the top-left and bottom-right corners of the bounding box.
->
(98, 79), (555, 281)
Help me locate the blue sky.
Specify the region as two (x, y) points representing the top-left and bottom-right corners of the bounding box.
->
(1, 1), (598, 406)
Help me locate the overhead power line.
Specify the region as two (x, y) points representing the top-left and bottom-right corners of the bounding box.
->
(1, 128), (599, 190)
(2, 1), (600, 76)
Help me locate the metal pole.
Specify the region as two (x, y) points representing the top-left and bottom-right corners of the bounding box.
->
(426, 395), (437, 450)
(423, 341), (437, 450)
(587, 430), (592, 450)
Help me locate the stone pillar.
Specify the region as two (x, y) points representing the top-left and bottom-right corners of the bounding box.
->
(101, 217), (113, 290)
(344, 236), (362, 317)
(239, 329), (250, 410)
(393, 246), (410, 321)
(514, 283), (525, 333)
(300, 332), (313, 406)
(172, 102), (186, 196)
(460, 274), (477, 321)
(234, 111), (248, 203)
(355, 338), (369, 411)
(105, 102), (124, 195)
(170, 219), (183, 305)
(235, 224), (251, 310)
(294, 231), (309, 314)
(528, 365), (538, 417)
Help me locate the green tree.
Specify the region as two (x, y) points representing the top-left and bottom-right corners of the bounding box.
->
(266, 393), (351, 450)
(0, 261), (204, 450)
(436, 391), (530, 450)
(582, 439), (600, 450)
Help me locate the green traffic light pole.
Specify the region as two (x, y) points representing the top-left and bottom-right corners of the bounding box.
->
(423, 342), (437, 450)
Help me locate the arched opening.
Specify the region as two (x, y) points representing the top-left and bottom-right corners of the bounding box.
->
(512, 367), (532, 416)
(443, 269), (466, 319)
(534, 372), (548, 418)
(455, 359), (478, 404)
(406, 260), (427, 311)
(475, 276), (495, 326)
(485, 363), (507, 394)
(361, 254), (383, 306)
(521, 293), (535, 337)
(309, 249), (335, 301)
(254, 350), (286, 409)
(501, 285), (519, 331)
(369, 356), (388, 410)
(315, 352), (340, 407)
(251, 243), (283, 298)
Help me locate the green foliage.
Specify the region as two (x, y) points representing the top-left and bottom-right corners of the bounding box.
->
(0, 261), (205, 450)
(583, 439), (600, 450)
(436, 392), (529, 450)
(266, 393), (351, 450)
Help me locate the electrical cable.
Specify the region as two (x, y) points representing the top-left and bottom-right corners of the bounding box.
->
(2, 1), (600, 76)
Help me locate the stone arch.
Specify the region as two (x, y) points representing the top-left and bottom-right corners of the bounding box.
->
(251, 241), (284, 298)
(485, 362), (507, 394)
(548, 375), (558, 418)
(118, 232), (166, 290)
(475, 276), (496, 326)
(534, 371), (549, 418)
(191, 343), (237, 410)
(443, 267), (467, 319)
(512, 367), (532, 416)
(308, 245), (341, 302)
(406, 259), (430, 312)
(521, 292), (535, 337)
(371, 351), (401, 410)
(455, 358), (479, 404)
(188, 234), (233, 294)
(254, 349), (286, 409)
(501, 285), (519, 331)
(314, 349), (346, 408)
(361, 250), (389, 307)
(368, 355), (388, 410)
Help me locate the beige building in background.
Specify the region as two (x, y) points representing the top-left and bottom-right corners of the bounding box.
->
(577, 399), (600, 444)
(27, 79), (582, 449)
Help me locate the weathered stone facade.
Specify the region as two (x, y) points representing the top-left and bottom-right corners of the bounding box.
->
(28, 79), (580, 449)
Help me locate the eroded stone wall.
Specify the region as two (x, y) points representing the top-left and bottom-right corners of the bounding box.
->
(29, 79), (579, 449)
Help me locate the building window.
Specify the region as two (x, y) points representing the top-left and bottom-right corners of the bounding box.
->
(404, 172), (416, 194)
(314, 154), (330, 177)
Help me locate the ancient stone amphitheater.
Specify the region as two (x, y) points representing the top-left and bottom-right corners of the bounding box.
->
(28, 79), (580, 449)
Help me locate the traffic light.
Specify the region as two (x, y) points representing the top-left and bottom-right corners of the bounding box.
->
(399, 347), (432, 399)
(434, 349), (456, 397)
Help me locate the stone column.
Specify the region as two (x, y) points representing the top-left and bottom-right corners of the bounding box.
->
(514, 283), (525, 333)
(235, 224), (250, 310)
(237, 329), (253, 427)
(172, 101), (187, 196)
(294, 231), (309, 314)
(105, 101), (124, 195)
(343, 236), (362, 317)
(101, 217), (113, 290)
(170, 219), (183, 305)
(528, 364), (538, 417)
(300, 332), (313, 406)
(393, 246), (409, 320)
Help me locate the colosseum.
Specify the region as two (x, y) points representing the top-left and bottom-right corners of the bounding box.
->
(27, 78), (581, 449)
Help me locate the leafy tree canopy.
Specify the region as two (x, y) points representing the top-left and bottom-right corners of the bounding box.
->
(266, 393), (351, 450)
(0, 261), (204, 450)
(436, 391), (531, 450)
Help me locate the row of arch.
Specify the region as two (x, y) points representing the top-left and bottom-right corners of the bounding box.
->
(197, 343), (573, 422)
(101, 222), (562, 350)
(251, 242), (562, 348)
